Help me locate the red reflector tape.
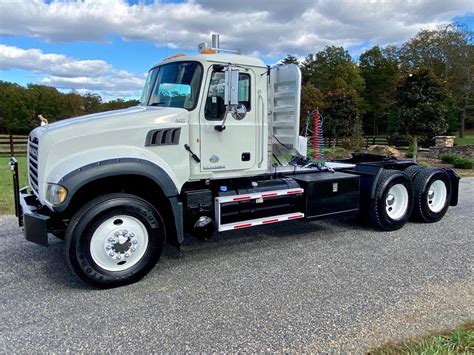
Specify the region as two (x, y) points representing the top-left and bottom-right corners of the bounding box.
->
(262, 218), (279, 224)
(288, 214), (304, 220)
(234, 223), (252, 229)
(233, 196), (251, 201)
(287, 189), (303, 195)
(262, 193), (278, 198)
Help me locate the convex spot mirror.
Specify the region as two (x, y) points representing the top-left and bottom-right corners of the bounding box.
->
(231, 103), (247, 120)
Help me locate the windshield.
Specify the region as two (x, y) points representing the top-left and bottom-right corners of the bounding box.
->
(140, 61), (203, 110)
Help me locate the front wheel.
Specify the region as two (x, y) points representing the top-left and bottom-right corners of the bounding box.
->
(369, 170), (414, 231)
(65, 193), (165, 288)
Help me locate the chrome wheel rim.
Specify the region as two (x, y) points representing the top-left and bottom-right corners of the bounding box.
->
(385, 184), (409, 221)
(427, 179), (447, 213)
(90, 215), (149, 271)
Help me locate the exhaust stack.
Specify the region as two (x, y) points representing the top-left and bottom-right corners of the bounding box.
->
(211, 34), (220, 52)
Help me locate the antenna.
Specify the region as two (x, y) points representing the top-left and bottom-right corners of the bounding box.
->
(164, 19), (169, 57)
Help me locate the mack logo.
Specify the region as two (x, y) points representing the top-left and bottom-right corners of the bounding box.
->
(209, 155), (219, 163)
(30, 147), (38, 158)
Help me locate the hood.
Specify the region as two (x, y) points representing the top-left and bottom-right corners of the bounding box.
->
(35, 106), (189, 143)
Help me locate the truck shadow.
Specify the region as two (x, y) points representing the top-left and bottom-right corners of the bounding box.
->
(34, 216), (374, 289)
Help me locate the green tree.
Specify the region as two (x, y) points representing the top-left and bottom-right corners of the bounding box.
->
(359, 46), (399, 134)
(399, 24), (473, 137)
(397, 68), (448, 162)
(300, 83), (325, 129)
(301, 46), (365, 94)
(281, 54), (299, 65)
(322, 88), (359, 144)
(0, 81), (32, 133)
(27, 84), (69, 123)
(81, 93), (102, 114)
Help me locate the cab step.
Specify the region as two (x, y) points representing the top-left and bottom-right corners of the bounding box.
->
(215, 187), (305, 232)
(218, 212), (305, 232)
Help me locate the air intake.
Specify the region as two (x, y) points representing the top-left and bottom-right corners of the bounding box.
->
(145, 128), (181, 146)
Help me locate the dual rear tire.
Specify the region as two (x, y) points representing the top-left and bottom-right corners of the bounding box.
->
(368, 167), (451, 231)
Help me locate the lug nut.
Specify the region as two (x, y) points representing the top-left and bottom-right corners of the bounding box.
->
(108, 251), (115, 257)
(131, 246), (137, 252)
(116, 254), (122, 260)
(114, 231), (120, 237)
(106, 244), (112, 250)
(123, 230), (128, 235)
(129, 233), (135, 238)
(108, 236), (115, 242)
(124, 252), (130, 258)
(132, 239), (138, 245)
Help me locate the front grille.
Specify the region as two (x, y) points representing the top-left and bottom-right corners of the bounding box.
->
(28, 136), (39, 194)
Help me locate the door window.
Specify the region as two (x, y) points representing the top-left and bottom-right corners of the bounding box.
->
(205, 71), (251, 120)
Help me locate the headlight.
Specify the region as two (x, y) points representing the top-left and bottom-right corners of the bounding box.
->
(45, 184), (68, 205)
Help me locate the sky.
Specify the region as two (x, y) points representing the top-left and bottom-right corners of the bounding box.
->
(0, 0), (473, 101)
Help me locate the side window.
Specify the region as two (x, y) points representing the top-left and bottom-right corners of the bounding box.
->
(205, 71), (251, 120)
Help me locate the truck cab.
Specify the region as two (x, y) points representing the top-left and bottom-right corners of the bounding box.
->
(11, 35), (460, 288)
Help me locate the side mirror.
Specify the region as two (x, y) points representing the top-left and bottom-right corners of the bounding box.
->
(224, 67), (239, 107)
(231, 103), (247, 120)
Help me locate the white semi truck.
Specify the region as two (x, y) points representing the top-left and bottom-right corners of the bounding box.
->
(11, 35), (459, 288)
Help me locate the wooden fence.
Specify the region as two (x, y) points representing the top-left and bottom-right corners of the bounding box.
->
(0, 134), (28, 156)
(321, 136), (409, 149)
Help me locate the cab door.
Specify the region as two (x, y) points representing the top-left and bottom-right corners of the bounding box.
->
(199, 66), (256, 172)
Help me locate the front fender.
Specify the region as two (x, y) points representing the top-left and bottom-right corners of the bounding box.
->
(54, 157), (178, 213)
(51, 157), (185, 244)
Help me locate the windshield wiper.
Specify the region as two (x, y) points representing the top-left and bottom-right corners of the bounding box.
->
(149, 102), (166, 106)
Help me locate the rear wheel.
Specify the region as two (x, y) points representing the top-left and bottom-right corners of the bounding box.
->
(65, 193), (165, 288)
(404, 165), (424, 180)
(412, 168), (451, 222)
(369, 169), (414, 231)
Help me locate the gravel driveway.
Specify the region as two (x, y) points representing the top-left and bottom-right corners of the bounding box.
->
(1, 178), (473, 352)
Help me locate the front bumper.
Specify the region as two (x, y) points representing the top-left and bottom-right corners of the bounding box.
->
(10, 157), (50, 246)
(19, 187), (50, 246)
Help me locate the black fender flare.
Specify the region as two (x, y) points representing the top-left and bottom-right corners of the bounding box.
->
(53, 158), (184, 243)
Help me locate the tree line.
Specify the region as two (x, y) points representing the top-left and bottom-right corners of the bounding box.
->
(0, 83), (139, 134)
(0, 23), (472, 150)
(284, 23), (473, 149)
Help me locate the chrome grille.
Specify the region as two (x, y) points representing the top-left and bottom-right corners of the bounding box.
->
(28, 136), (39, 193)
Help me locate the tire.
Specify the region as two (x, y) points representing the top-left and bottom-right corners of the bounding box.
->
(412, 168), (451, 223)
(404, 165), (424, 180)
(369, 169), (414, 231)
(65, 193), (165, 288)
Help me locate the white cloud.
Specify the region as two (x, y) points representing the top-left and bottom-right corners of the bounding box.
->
(0, 0), (472, 58)
(0, 45), (112, 77)
(40, 74), (144, 91)
(0, 44), (145, 98)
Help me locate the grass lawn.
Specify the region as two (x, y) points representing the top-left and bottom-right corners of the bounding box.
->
(455, 130), (474, 146)
(0, 156), (27, 215)
(370, 322), (474, 354)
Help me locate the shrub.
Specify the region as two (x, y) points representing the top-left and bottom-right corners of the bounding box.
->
(406, 144), (414, 158)
(453, 159), (473, 169)
(440, 154), (473, 169)
(440, 154), (457, 164)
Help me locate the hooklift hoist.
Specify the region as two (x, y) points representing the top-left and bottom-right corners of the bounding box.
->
(10, 34), (459, 288)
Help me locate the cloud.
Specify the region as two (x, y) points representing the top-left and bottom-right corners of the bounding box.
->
(0, 44), (112, 77)
(40, 74), (144, 91)
(0, 0), (472, 58)
(0, 44), (145, 98)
